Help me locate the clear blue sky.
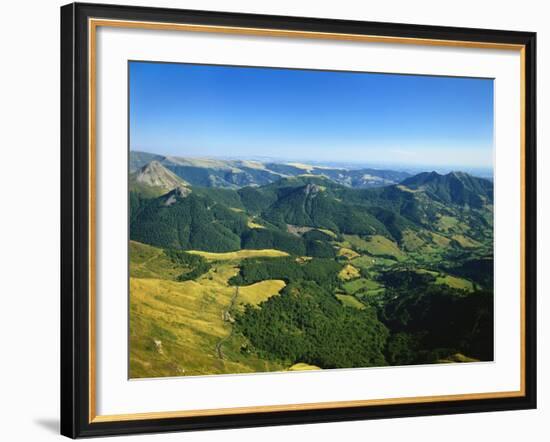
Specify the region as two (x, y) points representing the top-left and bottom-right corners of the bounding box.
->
(129, 61), (494, 170)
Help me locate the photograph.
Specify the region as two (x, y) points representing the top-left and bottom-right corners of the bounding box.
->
(54, 2), (538, 438)
(128, 61), (495, 379)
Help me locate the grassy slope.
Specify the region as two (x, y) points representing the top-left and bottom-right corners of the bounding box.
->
(129, 240), (182, 279)
(339, 234), (406, 261)
(288, 363), (321, 371)
(436, 215), (460, 231)
(336, 294), (366, 310)
(362, 235), (407, 260)
(337, 247), (360, 260)
(129, 242), (288, 378)
(237, 280), (286, 308)
(452, 234), (481, 248)
(187, 249), (288, 261)
(436, 274), (475, 291)
(342, 278), (380, 295)
(338, 264), (361, 281)
(415, 268), (474, 291)
(437, 353), (480, 363)
(247, 219), (266, 229)
(400, 230), (425, 252)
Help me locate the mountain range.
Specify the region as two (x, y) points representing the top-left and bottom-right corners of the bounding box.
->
(129, 156), (493, 259)
(128, 153), (495, 376)
(130, 150), (412, 190)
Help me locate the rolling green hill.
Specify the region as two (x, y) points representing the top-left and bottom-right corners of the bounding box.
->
(130, 170), (493, 262)
(400, 171), (493, 208)
(129, 162), (494, 377)
(130, 189), (247, 252)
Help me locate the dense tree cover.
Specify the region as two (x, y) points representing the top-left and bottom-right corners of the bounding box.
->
(243, 174), (491, 245)
(261, 183), (390, 236)
(129, 191), (150, 223)
(378, 270), (436, 290)
(238, 186), (278, 214)
(385, 332), (424, 366)
(401, 171), (493, 209)
(164, 249), (212, 281)
(366, 207), (414, 242)
(232, 261), (493, 367)
(130, 192), (248, 252)
(191, 187), (245, 210)
(241, 229), (306, 255)
(229, 257), (343, 289)
(131, 172), (493, 258)
(305, 239), (336, 258)
(377, 278), (494, 364)
(302, 229), (334, 242)
(235, 281), (389, 368)
(339, 182), (474, 230)
(445, 258), (494, 290)
(339, 184), (423, 222)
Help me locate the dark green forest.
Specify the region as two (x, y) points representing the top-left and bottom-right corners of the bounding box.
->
(235, 281), (389, 368)
(129, 162), (494, 371)
(229, 261), (493, 367)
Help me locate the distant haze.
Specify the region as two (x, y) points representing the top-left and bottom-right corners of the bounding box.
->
(130, 61), (494, 172)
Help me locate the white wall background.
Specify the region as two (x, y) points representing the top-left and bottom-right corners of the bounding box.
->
(0, 0), (547, 440)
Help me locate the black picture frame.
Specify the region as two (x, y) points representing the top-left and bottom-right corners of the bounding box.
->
(61, 2), (537, 438)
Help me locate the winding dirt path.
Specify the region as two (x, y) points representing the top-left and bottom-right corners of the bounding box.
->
(215, 286), (239, 360)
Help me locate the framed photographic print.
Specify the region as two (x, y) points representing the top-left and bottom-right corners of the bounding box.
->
(60, 2), (537, 438)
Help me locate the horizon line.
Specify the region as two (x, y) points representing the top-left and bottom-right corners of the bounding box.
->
(129, 148), (494, 174)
